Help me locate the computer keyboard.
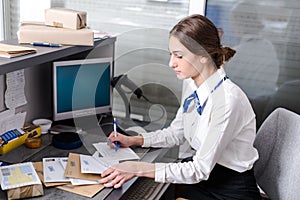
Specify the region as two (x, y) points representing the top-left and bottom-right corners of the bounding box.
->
(120, 177), (166, 200)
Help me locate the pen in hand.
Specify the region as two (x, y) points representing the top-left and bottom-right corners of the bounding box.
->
(113, 118), (120, 151)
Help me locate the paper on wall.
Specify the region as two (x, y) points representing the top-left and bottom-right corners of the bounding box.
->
(5, 69), (27, 109)
(0, 109), (26, 134)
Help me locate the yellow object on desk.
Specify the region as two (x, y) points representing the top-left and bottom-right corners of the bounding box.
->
(0, 125), (41, 155)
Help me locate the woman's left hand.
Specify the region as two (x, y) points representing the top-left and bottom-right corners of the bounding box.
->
(99, 161), (155, 188)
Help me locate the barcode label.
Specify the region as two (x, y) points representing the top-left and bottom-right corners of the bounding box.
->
(1, 168), (11, 176)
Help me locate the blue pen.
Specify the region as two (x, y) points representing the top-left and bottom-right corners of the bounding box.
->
(31, 42), (62, 47)
(113, 118), (120, 151)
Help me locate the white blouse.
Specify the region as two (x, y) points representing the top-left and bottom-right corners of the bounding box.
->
(141, 68), (259, 184)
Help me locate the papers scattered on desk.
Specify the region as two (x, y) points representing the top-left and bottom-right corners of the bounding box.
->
(80, 154), (108, 174)
(32, 162), (67, 187)
(64, 153), (102, 181)
(0, 162), (41, 190)
(0, 43), (36, 58)
(93, 142), (140, 161)
(70, 178), (98, 186)
(57, 183), (104, 198)
(43, 157), (70, 183)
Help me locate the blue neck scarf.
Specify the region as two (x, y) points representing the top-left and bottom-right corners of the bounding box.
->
(183, 76), (228, 115)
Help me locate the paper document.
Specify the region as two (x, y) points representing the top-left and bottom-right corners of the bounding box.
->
(70, 178), (98, 186)
(43, 157), (70, 183)
(0, 162), (41, 190)
(80, 154), (109, 174)
(5, 69), (27, 109)
(64, 153), (101, 181)
(92, 151), (119, 167)
(0, 43), (36, 58)
(59, 156), (98, 186)
(57, 183), (104, 198)
(32, 162), (67, 187)
(93, 142), (140, 161)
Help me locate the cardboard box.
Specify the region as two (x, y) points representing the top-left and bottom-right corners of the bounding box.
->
(17, 22), (94, 46)
(7, 184), (44, 200)
(45, 8), (87, 30)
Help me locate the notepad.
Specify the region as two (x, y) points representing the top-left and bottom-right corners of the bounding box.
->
(0, 43), (36, 58)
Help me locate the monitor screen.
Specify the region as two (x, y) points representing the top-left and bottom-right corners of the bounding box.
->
(53, 58), (113, 121)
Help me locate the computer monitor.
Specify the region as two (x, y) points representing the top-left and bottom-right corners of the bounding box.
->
(53, 58), (113, 121)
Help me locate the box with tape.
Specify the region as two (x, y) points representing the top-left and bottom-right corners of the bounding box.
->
(0, 125), (42, 155)
(17, 22), (94, 46)
(45, 7), (87, 30)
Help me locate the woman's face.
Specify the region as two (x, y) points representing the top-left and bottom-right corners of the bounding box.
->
(168, 35), (202, 81)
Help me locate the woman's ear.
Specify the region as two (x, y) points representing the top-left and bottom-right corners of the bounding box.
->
(200, 57), (208, 64)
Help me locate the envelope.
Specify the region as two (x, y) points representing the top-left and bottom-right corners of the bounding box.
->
(56, 184), (104, 198)
(64, 153), (102, 181)
(32, 162), (68, 187)
(17, 22), (94, 46)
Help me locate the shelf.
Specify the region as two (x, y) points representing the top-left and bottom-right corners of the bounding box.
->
(0, 37), (116, 75)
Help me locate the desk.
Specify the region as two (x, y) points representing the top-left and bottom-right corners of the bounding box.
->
(0, 125), (174, 199)
(0, 38), (177, 199)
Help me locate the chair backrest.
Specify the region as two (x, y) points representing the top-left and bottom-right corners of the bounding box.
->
(254, 108), (300, 200)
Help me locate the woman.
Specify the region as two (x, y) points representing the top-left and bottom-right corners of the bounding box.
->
(99, 14), (260, 199)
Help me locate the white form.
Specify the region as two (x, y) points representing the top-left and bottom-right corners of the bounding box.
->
(0, 162), (41, 190)
(93, 142), (140, 161)
(92, 151), (119, 168)
(70, 178), (98, 186)
(80, 154), (107, 174)
(43, 157), (70, 183)
(5, 69), (27, 109)
(60, 156), (98, 186)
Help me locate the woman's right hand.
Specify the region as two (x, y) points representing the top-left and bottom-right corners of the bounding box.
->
(106, 131), (144, 148)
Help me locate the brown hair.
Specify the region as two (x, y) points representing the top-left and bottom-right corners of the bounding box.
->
(170, 14), (236, 68)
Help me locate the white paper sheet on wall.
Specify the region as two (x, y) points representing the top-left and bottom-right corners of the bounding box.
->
(5, 69), (27, 109)
(0, 75), (5, 111)
(0, 109), (26, 134)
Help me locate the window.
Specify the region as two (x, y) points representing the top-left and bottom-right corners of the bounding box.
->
(3, 0), (192, 130)
(206, 0), (300, 128)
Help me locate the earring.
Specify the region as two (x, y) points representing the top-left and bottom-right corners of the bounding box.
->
(200, 57), (206, 63)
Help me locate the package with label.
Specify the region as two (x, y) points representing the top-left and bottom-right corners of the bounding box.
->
(7, 184), (44, 200)
(45, 7), (87, 30)
(17, 22), (94, 46)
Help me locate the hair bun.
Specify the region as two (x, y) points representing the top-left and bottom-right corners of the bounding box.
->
(222, 46), (236, 63)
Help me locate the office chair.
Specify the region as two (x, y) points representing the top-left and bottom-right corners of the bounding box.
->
(253, 108), (300, 200)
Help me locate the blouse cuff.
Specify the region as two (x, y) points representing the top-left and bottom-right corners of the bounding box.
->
(140, 132), (152, 147)
(155, 163), (166, 182)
